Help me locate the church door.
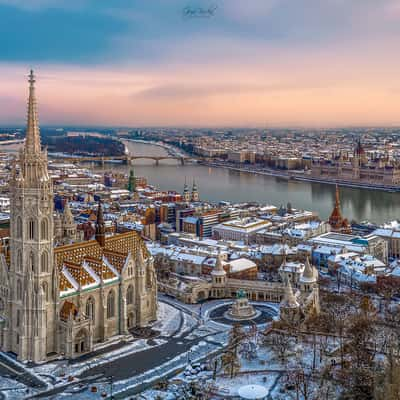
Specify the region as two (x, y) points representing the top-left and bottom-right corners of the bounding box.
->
(74, 329), (88, 354)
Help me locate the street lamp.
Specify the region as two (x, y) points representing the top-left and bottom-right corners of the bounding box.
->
(108, 375), (114, 399)
(187, 349), (193, 365)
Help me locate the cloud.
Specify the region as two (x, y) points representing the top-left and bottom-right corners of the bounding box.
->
(134, 81), (329, 100)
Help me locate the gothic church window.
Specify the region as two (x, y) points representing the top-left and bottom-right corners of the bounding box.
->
(107, 290), (115, 319)
(127, 285), (134, 305)
(17, 280), (22, 300)
(28, 219), (35, 240)
(16, 250), (22, 271)
(41, 251), (48, 273)
(86, 297), (95, 322)
(30, 253), (35, 272)
(41, 219), (48, 240)
(42, 282), (48, 301)
(16, 216), (22, 238)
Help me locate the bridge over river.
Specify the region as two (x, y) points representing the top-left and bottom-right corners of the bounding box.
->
(49, 154), (190, 166)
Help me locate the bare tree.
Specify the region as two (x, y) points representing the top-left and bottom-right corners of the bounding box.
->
(375, 336), (400, 400)
(263, 330), (292, 362)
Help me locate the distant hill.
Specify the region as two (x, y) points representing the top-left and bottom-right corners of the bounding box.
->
(43, 135), (125, 156)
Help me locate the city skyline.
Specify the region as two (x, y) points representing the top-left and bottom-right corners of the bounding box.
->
(1, 0), (400, 127)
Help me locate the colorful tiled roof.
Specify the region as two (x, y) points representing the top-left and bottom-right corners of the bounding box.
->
(56, 231), (147, 294)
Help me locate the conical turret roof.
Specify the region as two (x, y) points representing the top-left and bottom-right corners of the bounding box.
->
(281, 278), (299, 308)
(62, 200), (74, 225)
(300, 257), (316, 283)
(211, 250), (226, 276)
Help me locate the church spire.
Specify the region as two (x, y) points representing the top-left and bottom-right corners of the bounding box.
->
(26, 70), (41, 154)
(95, 201), (105, 247)
(335, 184), (340, 209)
(301, 257), (315, 282)
(191, 179), (199, 202)
(328, 185), (351, 234)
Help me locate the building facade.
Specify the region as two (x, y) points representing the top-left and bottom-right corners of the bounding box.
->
(311, 138), (400, 186)
(157, 250), (320, 324)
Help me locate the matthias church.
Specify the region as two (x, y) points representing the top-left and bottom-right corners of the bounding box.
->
(0, 71), (157, 362)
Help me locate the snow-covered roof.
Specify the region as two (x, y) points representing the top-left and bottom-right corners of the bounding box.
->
(228, 258), (256, 273)
(390, 266), (400, 277)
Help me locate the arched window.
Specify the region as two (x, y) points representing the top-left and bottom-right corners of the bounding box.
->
(16, 250), (22, 272)
(41, 282), (48, 302)
(28, 219), (35, 240)
(86, 297), (95, 322)
(29, 252), (35, 272)
(16, 280), (22, 300)
(126, 285), (134, 305)
(0, 298), (4, 312)
(41, 219), (48, 240)
(107, 290), (115, 319)
(41, 251), (48, 273)
(16, 216), (22, 238)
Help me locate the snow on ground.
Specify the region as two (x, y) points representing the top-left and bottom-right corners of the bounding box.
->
(216, 372), (279, 397)
(136, 326), (341, 400)
(52, 340), (222, 400)
(139, 389), (176, 400)
(3, 299), (283, 399)
(154, 301), (182, 337)
(173, 311), (197, 338)
(33, 338), (166, 378)
(185, 325), (218, 340)
(33, 302), (186, 380)
(0, 376), (32, 400)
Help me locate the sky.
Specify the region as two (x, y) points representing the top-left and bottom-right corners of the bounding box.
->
(1, 0), (400, 127)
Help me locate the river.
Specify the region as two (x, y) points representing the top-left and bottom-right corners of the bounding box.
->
(93, 141), (400, 225)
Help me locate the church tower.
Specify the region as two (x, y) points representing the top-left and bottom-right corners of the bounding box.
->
(191, 180), (199, 202)
(7, 70), (56, 362)
(211, 250), (226, 298)
(182, 179), (191, 203)
(328, 185), (351, 234)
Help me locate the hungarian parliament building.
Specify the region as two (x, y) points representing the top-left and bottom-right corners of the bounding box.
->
(311, 138), (400, 186)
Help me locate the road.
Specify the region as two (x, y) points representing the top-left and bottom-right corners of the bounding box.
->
(30, 301), (210, 399)
(0, 353), (46, 389)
